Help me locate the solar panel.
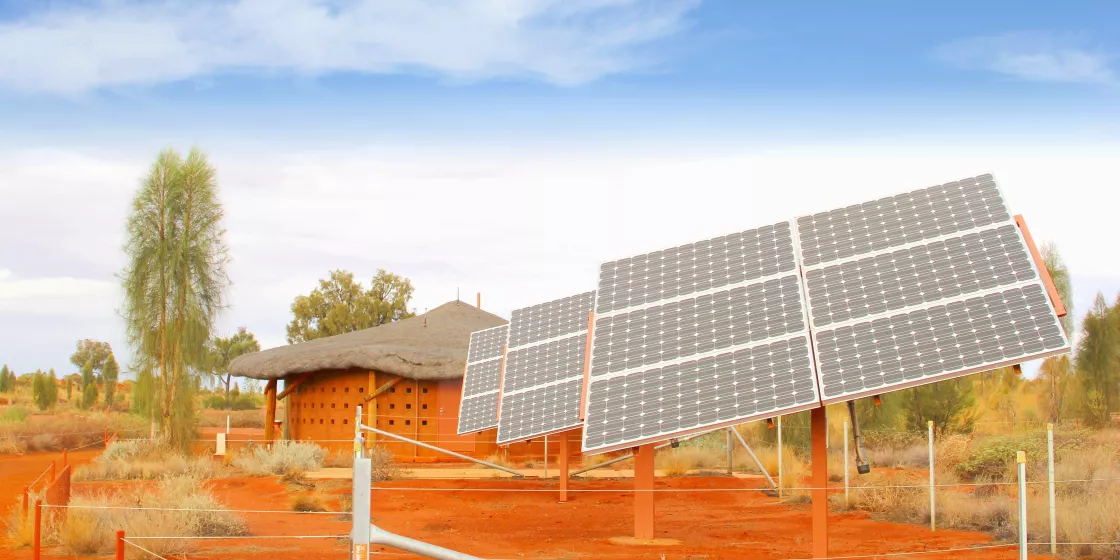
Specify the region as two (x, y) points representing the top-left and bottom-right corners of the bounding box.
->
(581, 221), (821, 454)
(798, 174), (1070, 404)
(496, 291), (594, 444)
(457, 324), (508, 435)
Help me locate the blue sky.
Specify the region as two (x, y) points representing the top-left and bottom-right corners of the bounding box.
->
(0, 0), (1118, 378)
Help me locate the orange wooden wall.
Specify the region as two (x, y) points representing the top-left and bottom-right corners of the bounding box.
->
(286, 369), (581, 464)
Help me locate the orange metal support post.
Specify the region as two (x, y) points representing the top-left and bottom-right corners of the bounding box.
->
(115, 530), (125, 560)
(61, 449), (67, 468)
(634, 443), (656, 540)
(558, 432), (570, 502)
(264, 379), (278, 442)
(22, 486), (28, 516)
(32, 500), (41, 560)
(810, 407), (829, 559)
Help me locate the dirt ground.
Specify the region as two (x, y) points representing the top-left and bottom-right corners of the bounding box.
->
(2, 453), (1055, 560)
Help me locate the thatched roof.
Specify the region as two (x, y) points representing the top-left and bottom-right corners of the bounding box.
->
(230, 301), (507, 381)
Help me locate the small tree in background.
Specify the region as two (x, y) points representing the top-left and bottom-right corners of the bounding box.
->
(903, 377), (977, 436)
(70, 339), (112, 381)
(32, 370), (58, 411)
(207, 327), (261, 408)
(65, 377), (74, 402)
(1075, 293), (1119, 426)
(80, 360), (97, 410)
(103, 353), (120, 409)
(0, 364), (11, 392)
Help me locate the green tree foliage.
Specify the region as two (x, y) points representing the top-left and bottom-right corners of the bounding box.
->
(65, 377), (73, 402)
(207, 327), (260, 408)
(122, 147), (229, 448)
(1074, 293), (1119, 427)
(0, 364), (11, 392)
(131, 366), (158, 419)
(79, 360), (97, 409)
(32, 370), (58, 411)
(286, 269), (415, 344)
(70, 339), (113, 380)
(103, 353), (120, 409)
(902, 378), (977, 436)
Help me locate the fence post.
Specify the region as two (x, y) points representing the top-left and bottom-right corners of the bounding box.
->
(22, 486), (28, 517)
(1047, 423), (1056, 555)
(116, 530), (125, 560)
(32, 500), (41, 560)
(843, 420), (849, 508)
(928, 420), (935, 531)
(777, 416), (783, 500)
(726, 429), (734, 475)
(1017, 450), (1027, 560)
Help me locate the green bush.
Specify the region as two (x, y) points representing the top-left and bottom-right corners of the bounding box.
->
(0, 405), (30, 424)
(230, 394), (260, 410)
(202, 395), (227, 410)
(956, 434), (1046, 480)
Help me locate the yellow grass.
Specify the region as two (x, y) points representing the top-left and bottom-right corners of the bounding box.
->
(290, 493), (329, 512)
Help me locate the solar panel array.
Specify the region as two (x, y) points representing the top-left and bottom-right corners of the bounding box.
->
(581, 222), (821, 454)
(457, 324), (509, 435)
(797, 174), (1069, 403)
(496, 292), (595, 444)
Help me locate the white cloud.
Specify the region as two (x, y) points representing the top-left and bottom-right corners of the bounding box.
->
(0, 269), (117, 317)
(935, 31), (1117, 85)
(0, 0), (699, 95)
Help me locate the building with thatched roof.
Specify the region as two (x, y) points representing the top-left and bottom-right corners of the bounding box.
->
(231, 300), (528, 461)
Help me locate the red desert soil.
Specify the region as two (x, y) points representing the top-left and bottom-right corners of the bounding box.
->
(3, 464), (1055, 560)
(0, 448), (101, 507)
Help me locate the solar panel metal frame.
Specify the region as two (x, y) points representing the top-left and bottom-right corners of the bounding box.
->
(796, 174), (1070, 405)
(456, 324), (509, 435)
(496, 291), (595, 445)
(580, 220), (822, 455)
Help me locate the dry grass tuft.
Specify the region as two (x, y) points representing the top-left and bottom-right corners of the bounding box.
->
(323, 450), (355, 468)
(197, 409), (263, 429)
(655, 446), (723, 476)
(233, 441), (325, 476)
(290, 493), (328, 513)
(369, 446), (407, 481)
(4, 491), (42, 548)
(51, 475), (247, 558)
(0, 437), (26, 456)
(866, 444), (928, 468)
(75, 439), (215, 481)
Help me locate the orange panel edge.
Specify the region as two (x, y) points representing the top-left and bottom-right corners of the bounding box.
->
(579, 311), (595, 421)
(1014, 215), (1067, 318)
(495, 344), (508, 422)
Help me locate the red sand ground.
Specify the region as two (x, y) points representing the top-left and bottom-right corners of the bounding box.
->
(2, 453), (1054, 560)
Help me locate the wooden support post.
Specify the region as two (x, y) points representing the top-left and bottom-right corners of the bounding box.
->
(811, 407), (829, 559)
(634, 443), (655, 541)
(32, 500), (41, 560)
(276, 371), (315, 401)
(558, 432), (570, 503)
(264, 379), (277, 442)
(116, 530), (125, 560)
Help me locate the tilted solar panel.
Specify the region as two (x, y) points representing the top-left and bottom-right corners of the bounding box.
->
(581, 221), (821, 454)
(456, 324), (508, 435)
(496, 291), (594, 444)
(797, 174), (1070, 404)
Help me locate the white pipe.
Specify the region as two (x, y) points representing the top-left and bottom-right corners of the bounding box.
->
(1018, 451), (1028, 560)
(370, 524), (481, 560)
(1048, 423), (1056, 555)
(730, 428), (777, 489)
(360, 424), (524, 477)
(928, 420), (936, 531)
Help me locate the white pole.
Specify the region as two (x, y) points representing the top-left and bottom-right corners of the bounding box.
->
(226, 414), (230, 435)
(843, 420), (850, 508)
(1048, 423), (1056, 555)
(544, 435), (549, 479)
(777, 416), (783, 500)
(1018, 450), (1028, 560)
(928, 420), (936, 531)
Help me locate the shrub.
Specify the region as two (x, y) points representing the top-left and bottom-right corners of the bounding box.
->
(0, 405), (30, 424)
(656, 446), (723, 476)
(233, 441), (325, 476)
(369, 446), (406, 481)
(4, 491), (42, 548)
(290, 493), (328, 512)
(866, 444), (928, 468)
(956, 434), (1047, 480)
(202, 395), (228, 410)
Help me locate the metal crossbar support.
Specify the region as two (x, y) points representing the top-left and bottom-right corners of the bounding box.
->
(353, 455), (480, 560)
(358, 424), (524, 477)
(729, 428), (777, 490)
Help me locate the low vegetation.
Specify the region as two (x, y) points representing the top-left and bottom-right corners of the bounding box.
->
(4, 490), (44, 548)
(197, 408), (264, 429)
(51, 475), (247, 558)
(75, 439), (215, 481)
(290, 493), (329, 512)
(369, 446), (407, 482)
(233, 441), (325, 476)
(0, 411), (147, 453)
